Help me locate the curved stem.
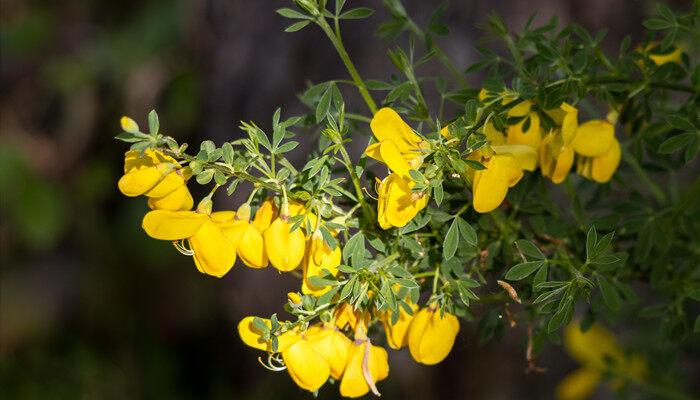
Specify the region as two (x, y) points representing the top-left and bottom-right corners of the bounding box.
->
(317, 17), (378, 114)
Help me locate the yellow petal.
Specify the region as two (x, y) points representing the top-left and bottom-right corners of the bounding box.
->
(263, 217), (306, 271)
(238, 316), (272, 351)
(507, 100), (532, 117)
(556, 368), (602, 400)
(370, 107), (422, 154)
(382, 302), (419, 350)
(147, 185), (194, 211)
(472, 154), (522, 213)
(491, 144), (538, 171)
(189, 220), (236, 277)
(288, 202), (318, 233)
(590, 137), (621, 183)
(484, 122), (507, 145)
(507, 112), (542, 150)
(118, 167), (162, 197)
(572, 120), (614, 157)
(302, 236), (341, 296)
(407, 306), (459, 365)
(306, 325), (352, 380)
(145, 170), (184, 198)
(282, 339), (330, 392)
(381, 173), (428, 229)
(142, 210), (207, 240)
(334, 303), (359, 331)
(339, 342), (389, 398)
(560, 103), (579, 146)
(252, 198), (277, 232)
(378, 140), (412, 177)
(235, 223), (268, 268)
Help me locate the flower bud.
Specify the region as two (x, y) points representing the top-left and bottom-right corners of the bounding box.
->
(407, 305), (459, 365)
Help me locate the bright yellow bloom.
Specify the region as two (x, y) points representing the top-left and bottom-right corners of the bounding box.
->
(335, 303), (360, 330)
(223, 204), (268, 268)
(376, 173), (429, 229)
(639, 42), (683, 66)
(540, 134), (575, 184)
(302, 230), (341, 296)
(339, 340), (389, 398)
(252, 197), (277, 232)
(577, 136), (621, 183)
(365, 107), (428, 178)
(287, 292), (302, 305)
(572, 120), (615, 157)
(237, 317), (330, 393)
(118, 149), (193, 211)
(141, 202), (237, 277)
(306, 323), (353, 380)
(507, 111), (543, 150)
(263, 204), (306, 272)
(407, 305), (459, 365)
(471, 153), (523, 213)
(557, 321), (647, 400)
(381, 301), (418, 350)
(288, 201), (318, 234)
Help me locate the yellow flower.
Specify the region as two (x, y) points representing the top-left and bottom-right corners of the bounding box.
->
(376, 173), (429, 229)
(306, 323), (353, 380)
(118, 149), (193, 211)
(381, 301), (418, 350)
(252, 197), (277, 232)
(471, 153), (523, 213)
(263, 203), (306, 272)
(237, 317), (330, 393)
(339, 340), (389, 398)
(572, 120), (615, 158)
(335, 303), (360, 330)
(540, 134), (575, 184)
(556, 321), (647, 400)
(302, 230), (341, 296)
(576, 136), (621, 183)
(365, 107), (428, 178)
(507, 110), (543, 150)
(288, 201), (318, 234)
(639, 42), (683, 66)
(407, 305), (459, 365)
(141, 201), (237, 277)
(222, 204), (268, 268)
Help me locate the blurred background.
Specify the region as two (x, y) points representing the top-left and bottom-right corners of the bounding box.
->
(1, 0), (697, 399)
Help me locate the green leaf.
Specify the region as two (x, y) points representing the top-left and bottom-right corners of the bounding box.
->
(276, 8), (311, 19)
(433, 181), (444, 206)
(658, 132), (696, 154)
(443, 218), (459, 260)
(285, 20), (311, 33)
(316, 86), (332, 123)
(597, 275), (621, 312)
(643, 18), (672, 30)
(196, 169), (214, 185)
(505, 261), (545, 280)
(147, 110), (160, 134)
(515, 239), (545, 260)
(586, 226), (597, 261)
(276, 141), (299, 154)
(456, 217), (477, 247)
(339, 7), (374, 19)
(547, 299), (573, 333)
(222, 142), (234, 164)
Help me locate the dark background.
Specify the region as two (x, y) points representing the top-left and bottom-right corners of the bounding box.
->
(0, 0), (696, 399)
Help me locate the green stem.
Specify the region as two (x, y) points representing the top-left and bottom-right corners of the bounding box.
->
(405, 19), (467, 86)
(338, 143), (375, 223)
(317, 17), (378, 114)
(621, 146), (667, 205)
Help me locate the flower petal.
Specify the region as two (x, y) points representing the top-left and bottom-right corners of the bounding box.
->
(189, 220), (236, 277)
(282, 339), (330, 392)
(142, 210), (207, 240)
(572, 120), (614, 157)
(370, 108), (422, 153)
(147, 185), (193, 211)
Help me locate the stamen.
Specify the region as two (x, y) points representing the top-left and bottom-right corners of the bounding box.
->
(172, 240), (194, 256)
(258, 353), (287, 372)
(361, 339), (381, 397)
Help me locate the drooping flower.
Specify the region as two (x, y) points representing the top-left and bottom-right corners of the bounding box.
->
(407, 304), (460, 365)
(118, 149), (193, 211)
(141, 199), (237, 277)
(381, 301), (418, 350)
(302, 230), (341, 296)
(263, 202), (306, 272)
(334, 303), (360, 331)
(471, 153), (525, 213)
(572, 119), (621, 183)
(339, 320), (389, 398)
(365, 107), (430, 229)
(506, 102), (543, 151)
(376, 173), (429, 229)
(306, 323), (353, 380)
(252, 197), (277, 232)
(221, 203), (268, 268)
(237, 317), (331, 393)
(556, 320), (647, 400)
(540, 103), (579, 184)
